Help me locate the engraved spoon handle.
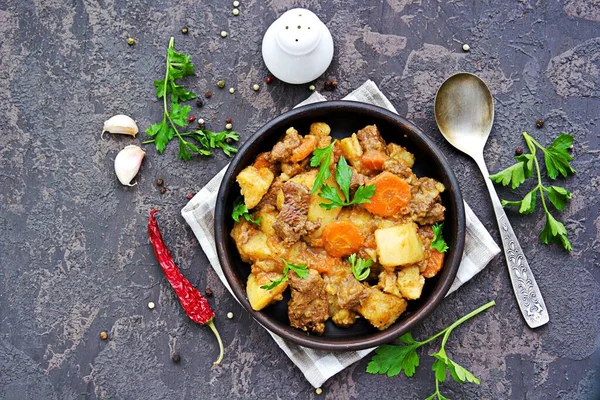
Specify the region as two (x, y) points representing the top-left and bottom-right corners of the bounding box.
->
(474, 154), (549, 328)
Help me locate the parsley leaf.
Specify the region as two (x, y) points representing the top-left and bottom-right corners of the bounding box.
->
(232, 197), (261, 226)
(541, 133), (575, 179)
(260, 259), (309, 290)
(544, 185), (571, 211)
(489, 154), (534, 189)
(348, 253), (372, 281)
(286, 261), (310, 279)
(501, 188), (537, 215)
(430, 223), (449, 253)
(146, 119), (172, 154)
(144, 37), (238, 160)
(540, 211), (572, 251)
(310, 142), (335, 194)
(318, 156), (376, 209)
(433, 348), (480, 385)
(367, 301), (495, 399)
(366, 341), (421, 378)
(490, 131), (574, 251)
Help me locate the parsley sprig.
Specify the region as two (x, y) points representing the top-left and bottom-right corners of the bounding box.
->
(430, 224), (449, 253)
(348, 253), (372, 281)
(489, 132), (574, 251)
(144, 37), (239, 160)
(260, 259), (309, 290)
(310, 141), (335, 194)
(319, 156), (376, 210)
(232, 197), (262, 226)
(367, 300), (496, 400)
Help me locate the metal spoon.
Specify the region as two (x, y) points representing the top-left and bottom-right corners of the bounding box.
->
(434, 72), (549, 328)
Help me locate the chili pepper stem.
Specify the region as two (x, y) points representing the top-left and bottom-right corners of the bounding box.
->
(207, 319), (224, 366)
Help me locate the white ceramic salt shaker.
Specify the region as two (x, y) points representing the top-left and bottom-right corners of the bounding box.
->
(262, 8), (334, 84)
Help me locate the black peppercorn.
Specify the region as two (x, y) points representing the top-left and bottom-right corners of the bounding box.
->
(515, 147), (523, 156)
(181, 26), (189, 34)
(172, 353), (181, 363)
(160, 187), (167, 194)
(536, 119), (544, 128)
(156, 178), (164, 186)
(196, 99), (203, 108)
(205, 288), (213, 297)
(324, 80), (332, 90)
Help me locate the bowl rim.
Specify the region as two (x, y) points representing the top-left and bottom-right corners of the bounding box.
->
(215, 100), (466, 350)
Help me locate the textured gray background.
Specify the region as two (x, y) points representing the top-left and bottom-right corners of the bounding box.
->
(1, 0), (599, 399)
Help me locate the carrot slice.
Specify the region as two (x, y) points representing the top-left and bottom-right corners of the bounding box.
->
(253, 152), (272, 169)
(422, 249), (445, 278)
(322, 220), (364, 257)
(360, 150), (388, 174)
(363, 171), (411, 217)
(290, 135), (319, 163)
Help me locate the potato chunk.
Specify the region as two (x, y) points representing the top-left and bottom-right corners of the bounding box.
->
(247, 273), (287, 311)
(238, 231), (274, 262)
(396, 265), (425, 300)
(236, 166), (275, 209)
(339, 133), (363, 166)
(254, 208), (278, 236)
(388, 143), (415, 167)
(359, 287), (407, 330)
(375, 223), (424, 268)
(309, 122), (331, 137)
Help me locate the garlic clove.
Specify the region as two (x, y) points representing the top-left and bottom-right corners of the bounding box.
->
(114, 145), (146, 186)
(103, 114), (139, 137)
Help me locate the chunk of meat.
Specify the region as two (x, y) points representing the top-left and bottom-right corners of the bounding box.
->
(409, 177), (446, 225)
(356, 125), (387, 154)
(270, 127), (302, 162)
(288, 269), (329, 335)
(383, 158), (414, 180)
(255, 177), (284, 212)
(273, 181), (320, 244)
(281, 158), (310, 179)
(337, 274), (368, 310)
(349, 170), (369, 194)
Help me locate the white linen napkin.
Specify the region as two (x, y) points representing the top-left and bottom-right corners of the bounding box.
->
(181, 80), (501, 388)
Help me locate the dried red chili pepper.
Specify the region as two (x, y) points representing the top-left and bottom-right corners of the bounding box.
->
(148, 209), (224, 365)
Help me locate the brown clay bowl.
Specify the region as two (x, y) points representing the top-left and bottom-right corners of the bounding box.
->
(215, 101), (465, 351)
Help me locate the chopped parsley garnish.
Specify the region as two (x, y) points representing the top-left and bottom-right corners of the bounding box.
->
(318, 156), (376, 210)
(430, 223), (449, 253)
(348, 253), (372, 281)
(260, 259), (309, 290)
(232, 197), (261, 226)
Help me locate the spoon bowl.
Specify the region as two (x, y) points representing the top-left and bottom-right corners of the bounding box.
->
(434, 72), (549, 329)
(434, 73), (494, 156)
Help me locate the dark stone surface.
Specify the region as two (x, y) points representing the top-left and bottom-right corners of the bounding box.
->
(0, 1), (598, 399)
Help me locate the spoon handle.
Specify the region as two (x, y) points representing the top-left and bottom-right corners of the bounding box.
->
(474, 155), (549, 328)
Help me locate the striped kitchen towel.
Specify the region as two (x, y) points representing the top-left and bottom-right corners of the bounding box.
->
(181, 80), (500, 388)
